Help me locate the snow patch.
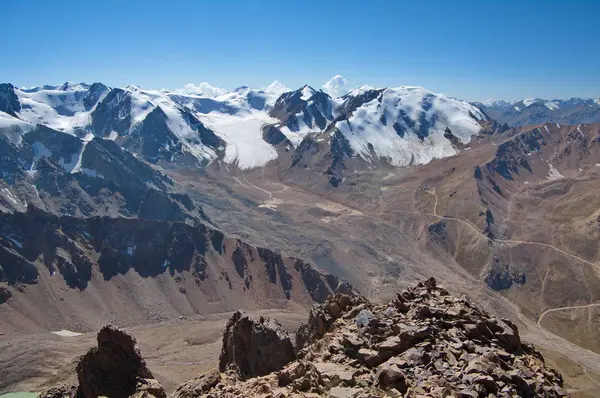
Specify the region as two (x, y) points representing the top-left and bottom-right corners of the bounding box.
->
(52, 330), (82, 337)
(3, 235), (23, 248)
(67, 140), (90, 174)
(300, 86), (316, 101)
(547, 164), (564, 180)
(0, 111), (34, 145)
(31, 141), (53, 159)
(81, 168), (104, 179)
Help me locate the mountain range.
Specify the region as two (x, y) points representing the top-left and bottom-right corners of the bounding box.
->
(1, 77), (600, 396)
(474, 97), (600, 127)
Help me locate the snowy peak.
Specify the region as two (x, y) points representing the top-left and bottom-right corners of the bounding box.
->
(332, 86), (487, 167)
(322, 75), (350, 98)
(58, 82), (91, 92)
(214, 86), (271, 112)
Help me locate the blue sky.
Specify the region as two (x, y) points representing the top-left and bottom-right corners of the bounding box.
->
(2, 0), (599, 101)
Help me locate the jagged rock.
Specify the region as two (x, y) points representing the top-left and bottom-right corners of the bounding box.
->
(168, 369), (221, 398)
(37, 384), (79, 398)
(76, 324), (165, 398)
(277, 360), (324, 392)
(131, 378), (167, 398)
(218, 311), (295, 378)
(0, 285), (11, 304)
(37, 325), (165, 398)
(170, 278), (568, 398)
(296, 294), (368, 352)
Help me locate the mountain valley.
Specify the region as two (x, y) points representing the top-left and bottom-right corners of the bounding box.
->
(1, 79), (600, 396)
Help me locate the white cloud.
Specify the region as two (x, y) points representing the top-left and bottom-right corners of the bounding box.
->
(322, 75), (350, 98)
(174, 82), (227, 98)
(263, 81), (290, 97)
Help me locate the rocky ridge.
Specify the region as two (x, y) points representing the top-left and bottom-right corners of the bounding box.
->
(170, 278), (565, 397)
(37, 278), (567, 397)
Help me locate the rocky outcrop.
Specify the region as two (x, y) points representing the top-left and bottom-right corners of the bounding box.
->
(0, 284), (12, 303)
(0, 83), (21, 117)
(218, 311), (295, 379)
(38, 325), (165, 398)
(76, 324), (165, 398)
(180, 278), (566, 397)
(295, 293), (368, 352)
(168, 370), (221, 398)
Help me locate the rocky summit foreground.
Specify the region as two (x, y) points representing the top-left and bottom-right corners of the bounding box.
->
(171, 278), (565, 397)
(40, 278), (566, 397)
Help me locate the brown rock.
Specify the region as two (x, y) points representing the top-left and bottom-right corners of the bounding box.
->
(76, 324), (163, 398)
(357, 348), (392, 368)
(37, 384), (79, 398)
(377, 334), (413, 354)
(219, 311), (295, 378)
(0, 285), (11, 304)
(277, 360), (324, 392)
(131, 378), (167, 398)
(168, 369), (221, 397)
(296, 294), (367, 352)
(376, 362), (407, 393)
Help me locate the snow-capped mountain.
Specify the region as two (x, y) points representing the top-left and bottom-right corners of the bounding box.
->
(1, 80), (492, 179)
(474, 97), (600, 127)
(269, 85), (337, 146)
(332, 86), (486, 167)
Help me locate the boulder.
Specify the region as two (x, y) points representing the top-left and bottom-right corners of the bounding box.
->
(218, 311), (295, 378)
(167, 369), (221, 398)
(376, 362), (407, 393)
(277, 360), (324, 393)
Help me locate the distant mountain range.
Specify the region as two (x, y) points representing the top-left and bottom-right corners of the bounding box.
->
(473, 97), (600, 127)
(0, 79), (490, 175)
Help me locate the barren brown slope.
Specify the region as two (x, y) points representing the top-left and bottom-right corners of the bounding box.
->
(155, 124), (600, 395)
(0, 209), (352, 337)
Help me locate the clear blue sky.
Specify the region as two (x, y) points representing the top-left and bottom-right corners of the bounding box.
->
(2, 0), (599, 101)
